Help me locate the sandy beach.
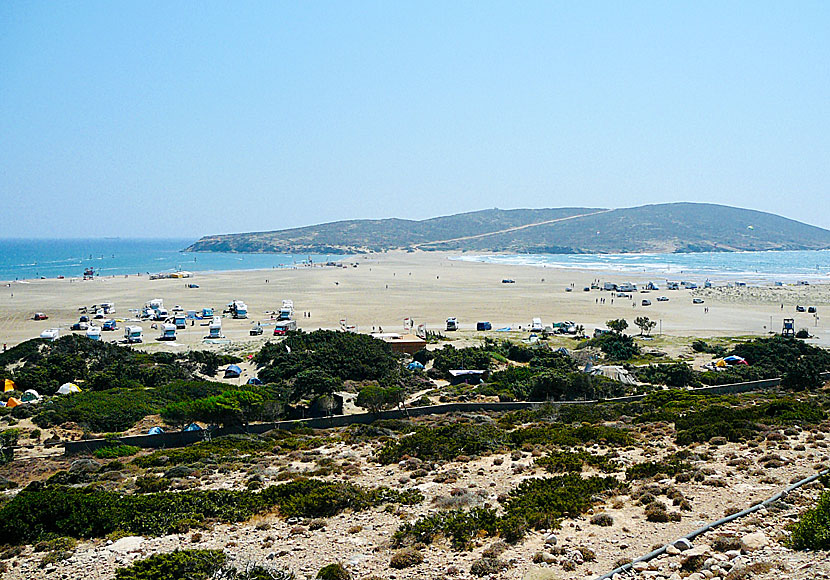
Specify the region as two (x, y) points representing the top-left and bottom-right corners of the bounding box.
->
(1, 251), (828, 350)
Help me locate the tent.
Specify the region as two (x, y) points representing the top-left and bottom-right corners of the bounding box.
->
(246, 377), (263, 385)
(723, 355), (748, 365)
(21, 389), (41, 403)
(407, 361), (425, 371)
(6, 398), (21, 408)
(148, 426), (164, 435)
(183, 423), (202, 432)
(4, 379), (15, 393)
(224, 365), (242, 378)
(57, 383), (82, 395)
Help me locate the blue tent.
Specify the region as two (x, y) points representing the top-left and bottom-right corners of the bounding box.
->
(148, 426), (164, 435)
(225, 365), (242, 378)
(407, 361), (425, 370)
(184, 423), (202, 432)
(247, 377), (263, 385)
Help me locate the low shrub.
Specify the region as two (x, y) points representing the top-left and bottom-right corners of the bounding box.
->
(376, 423), (508, 464)
(535, 450), (618, 473)
(389, 547), (423, 569)
(94, 444), (141, 459)
(788, 491), (830, 550)
(316, 563), (350, 580)
(470, 557), (507, 576)
(114, 550), (227, 580)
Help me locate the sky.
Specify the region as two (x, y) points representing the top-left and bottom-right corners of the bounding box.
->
(1, 1), (829, 238)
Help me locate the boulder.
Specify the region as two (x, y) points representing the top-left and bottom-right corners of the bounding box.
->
(740, 531), (768, 552)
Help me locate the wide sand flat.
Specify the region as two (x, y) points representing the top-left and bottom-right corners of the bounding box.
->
(1, 251), (828, 349)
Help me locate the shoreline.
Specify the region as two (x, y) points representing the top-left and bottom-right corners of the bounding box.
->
(1, 251), (829, 350)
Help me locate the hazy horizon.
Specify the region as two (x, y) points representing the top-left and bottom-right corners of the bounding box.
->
(2, 2), (828, 237)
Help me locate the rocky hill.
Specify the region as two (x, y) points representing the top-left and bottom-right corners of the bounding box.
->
(185, 203), (830, 254)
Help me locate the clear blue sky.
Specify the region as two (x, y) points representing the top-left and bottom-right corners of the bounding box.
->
(1, 1), (828, 238)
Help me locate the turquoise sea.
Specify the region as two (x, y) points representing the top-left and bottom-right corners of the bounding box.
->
(0, 239), (350, 282)
(453, 250), (830, 282)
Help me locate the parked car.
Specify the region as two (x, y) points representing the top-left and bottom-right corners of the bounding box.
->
(808, 306), (818, 313)
(641, 299), (651, 306)
(102, 319), (118, 331)
(33, 312), (48, 320)
(796, 305), (806, 312)
(250, 325), (264, 336)
(692, 298), (705, 304)
(502, 279), (515, 284)
(657, 296), (669, 302)
(70, 321), (89, 331)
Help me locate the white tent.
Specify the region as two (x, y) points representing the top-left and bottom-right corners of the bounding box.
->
(57, 382), (82, 395)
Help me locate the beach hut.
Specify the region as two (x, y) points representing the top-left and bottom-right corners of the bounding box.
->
(21, 389), (42, 404)
(224, 365), (242, 378)
(148, 427), (164, 435)
(57, 383), (82, 395)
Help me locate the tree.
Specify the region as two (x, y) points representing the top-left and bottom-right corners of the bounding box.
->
(634, 316), (657, 336)
(291, 369), (342, 402)
(355, 384), (387, 413)
(606, 319), (629, 334)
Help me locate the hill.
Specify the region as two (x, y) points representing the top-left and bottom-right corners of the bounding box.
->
(185, 203), (830, 254)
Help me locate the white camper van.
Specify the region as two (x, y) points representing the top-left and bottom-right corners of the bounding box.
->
(446, 317), (459, 331)
(531, 317), (544, 332)
(208, 317), (223, 338)
(124, 326), (143, 343)
(159, 323), (177, 341)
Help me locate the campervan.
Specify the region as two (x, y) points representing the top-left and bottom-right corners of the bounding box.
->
(666, 281), (680, 290)
(531, 318), (544, 332)
(603, 282), (617, 291)
(273, 320), (298, 335)
(208, 317), (223, 339)
(159, 323), (176, 341)
(153, 308), (169, 321)
(278, 300), (294, 320)
(174, 314), (187, 329)
(646, 282), (660, 291)
(124, 326), (143, 343)
(40, 328), (60, 340)
(86, 326), (102, 341)
(446, 317), (459, 331)
(229, 300), (248, 319)
(148, 299), (164, 310)
(101, 302), (115, 314)
(617, 282), (637, 293)
(476, 321), (492, 331)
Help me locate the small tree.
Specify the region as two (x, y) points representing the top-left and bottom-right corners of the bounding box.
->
(356, 384), (387, 413)
(606, 319), (629, 334)
(634, 316), (657, 336)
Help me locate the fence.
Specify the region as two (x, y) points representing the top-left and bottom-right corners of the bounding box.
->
(62, 371), (830, 455)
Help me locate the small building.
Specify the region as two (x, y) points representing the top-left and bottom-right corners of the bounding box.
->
(376, 333), (427, 355)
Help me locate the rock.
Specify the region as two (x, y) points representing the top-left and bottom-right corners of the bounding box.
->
(673, 538), (693, 551)
(632, 561), (649, 572)
(544, 533), (558, 546)
(740, 531), (768, 552)
(107, 536), (144, 554)
(522, 568), (560, 580)
(666, 545), (681, 556)
(69, 458), (101, 474)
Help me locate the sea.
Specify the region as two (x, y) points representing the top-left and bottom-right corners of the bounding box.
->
(452, 250), (830, 283)
(2, 239), (830, 283)
(0, 238), (351, 282)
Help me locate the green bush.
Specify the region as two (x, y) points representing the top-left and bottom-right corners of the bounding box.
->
(0, 479), (422, 544)
(535, 450), (618, 473)
(788, 491), (830, 550)
(94, 444), (141, 459)
(316, 563), (350, 580)
(115, 550), (226, 580)
(509, 424), (632, 447)
(626, 456), (690, 480)
(376, 423), (508, 464)
(394, 474), (621, 549)
(431, 345), (493, 378)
